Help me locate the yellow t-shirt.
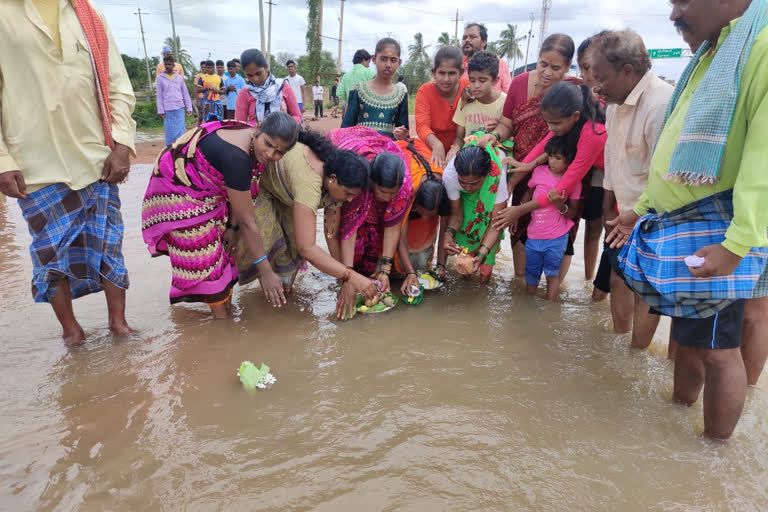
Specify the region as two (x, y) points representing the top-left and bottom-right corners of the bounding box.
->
(199, 73), (222, 101)
(453, 92), (507, 135)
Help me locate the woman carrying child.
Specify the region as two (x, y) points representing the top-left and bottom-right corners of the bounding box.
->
(326, 127), (414, 297)
(443, 142), (509, 283)
(235, 127), (378, 321)
(141, 113), (298, 319)
(477, 34), (576, 277)
(414, 46), (469, 167)
(522, 137), (582, 300)
(493, 82), (607, 282)
(342, 38), (410, 141)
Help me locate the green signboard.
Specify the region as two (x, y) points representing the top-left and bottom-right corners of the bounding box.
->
(648, 48), (683, 59)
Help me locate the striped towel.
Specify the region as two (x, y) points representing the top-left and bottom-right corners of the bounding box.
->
(662, 0), (768, 185)
(618, 189), (768, 319)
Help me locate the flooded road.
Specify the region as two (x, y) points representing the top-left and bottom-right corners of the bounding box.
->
(1, 164), (767, 511)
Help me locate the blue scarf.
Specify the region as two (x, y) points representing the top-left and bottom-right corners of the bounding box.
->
(663, 0), (768, 185)
(245, 73), (285, 122)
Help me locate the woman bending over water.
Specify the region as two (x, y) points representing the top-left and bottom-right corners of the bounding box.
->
(234, 127), (378, 320)
(393, 139), (452, 287)
(443, 143), (508, 283)
(142, 113), (298, 319)
(326, 127), (414, 307)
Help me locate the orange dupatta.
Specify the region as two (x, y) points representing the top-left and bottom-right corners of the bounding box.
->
(393, 139), (444, 273)
(73, 0), (113, 148)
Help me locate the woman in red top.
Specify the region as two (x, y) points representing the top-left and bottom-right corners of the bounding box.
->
(477, 34), (575, 277)
(415, 45), (469, 168)
(493, 82), (606, 281)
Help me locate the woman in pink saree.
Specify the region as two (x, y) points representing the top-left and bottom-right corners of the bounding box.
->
(326, 126), (414, 294)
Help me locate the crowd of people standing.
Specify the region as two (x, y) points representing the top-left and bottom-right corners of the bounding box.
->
(2, 0), (768, 442)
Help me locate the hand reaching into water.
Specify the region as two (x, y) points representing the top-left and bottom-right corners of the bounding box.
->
(336, 281), (358, 320)
(259, 269), (287, 308)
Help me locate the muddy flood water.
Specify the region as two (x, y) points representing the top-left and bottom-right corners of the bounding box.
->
(1, 164), (767, 511)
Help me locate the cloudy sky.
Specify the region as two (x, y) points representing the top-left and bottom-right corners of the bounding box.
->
(101, 0), (689, 79)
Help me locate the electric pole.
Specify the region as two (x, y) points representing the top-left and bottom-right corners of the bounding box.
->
(258, 0), (266, 51)
(337, 0), (345, 73)
(266, 0), (275, 63)
(452, 9), (463, 47)
(524, 13), (535, 73)
(168, 0), (177, 46)
(135, 8), (154, 94)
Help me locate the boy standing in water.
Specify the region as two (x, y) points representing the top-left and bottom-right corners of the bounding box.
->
(448, 51), (507, 162)
(523, 138), (581, 300)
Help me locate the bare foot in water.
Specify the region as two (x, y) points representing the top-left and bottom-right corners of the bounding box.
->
(592, 288), (608, 302)
(209, 302), (230, 320)
(109, 320), (135, 336)
(63, 328), (86, 346)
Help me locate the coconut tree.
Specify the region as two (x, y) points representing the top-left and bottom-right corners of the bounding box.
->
(163, 36), (195, 75)
(437, 32), (452, 48)
(408, 32), (431, 64)
(485, 41), (502, 57)
(496, 24), (526, 74)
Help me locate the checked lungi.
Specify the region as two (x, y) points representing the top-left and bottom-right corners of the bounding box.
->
(163, 107), (187, 145)
(618, 189), (768, 319)
(18, 181), (129, 303)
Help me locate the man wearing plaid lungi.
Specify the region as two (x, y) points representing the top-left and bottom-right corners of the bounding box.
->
(607, 0), (768, 440)
(0, 0), (136, 346)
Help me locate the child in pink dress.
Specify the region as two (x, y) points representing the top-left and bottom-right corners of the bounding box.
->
(522, 137), (582, 300)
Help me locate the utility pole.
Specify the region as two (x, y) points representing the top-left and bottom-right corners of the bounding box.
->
(266, 0), (275, 63)
(452, 9), (463, 47)
(336, 0), (345, 73)
(168, 0), (177, 46)
(135, 8), (154, 94)
(524, 13), (535, 73)
(258, 0), (266, 51)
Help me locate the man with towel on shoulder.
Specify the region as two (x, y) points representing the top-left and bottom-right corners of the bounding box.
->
(607, 0), (768, 440)
(0, 0), (137, 346)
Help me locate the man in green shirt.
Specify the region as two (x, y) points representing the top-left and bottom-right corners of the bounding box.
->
(337, 49), (376, 113)
(607, 0), (768, 440)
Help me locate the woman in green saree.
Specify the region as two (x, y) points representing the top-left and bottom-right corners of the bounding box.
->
(442, 141), (508, 283)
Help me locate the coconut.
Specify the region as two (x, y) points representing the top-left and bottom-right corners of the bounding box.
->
(456, 252), (475, 275)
